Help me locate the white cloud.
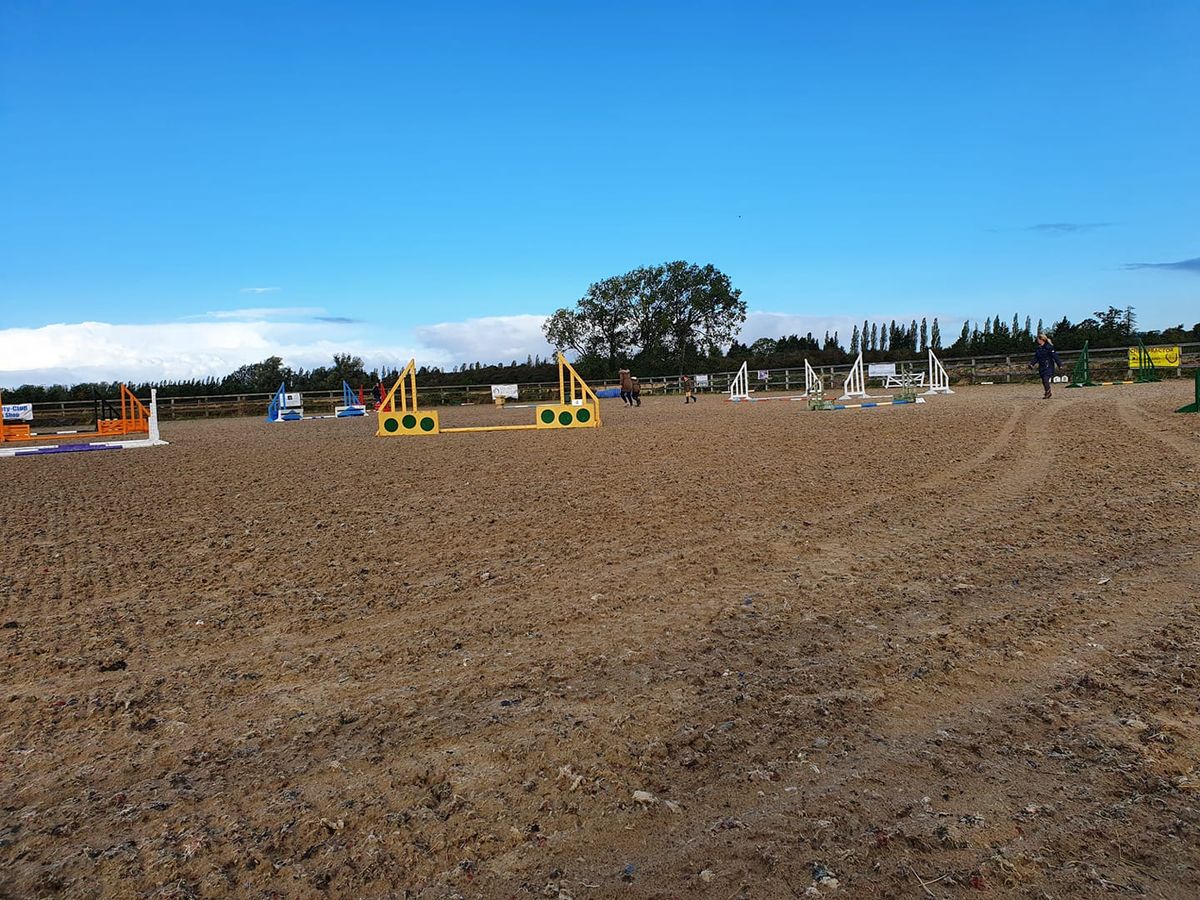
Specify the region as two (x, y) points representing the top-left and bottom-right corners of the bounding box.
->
(413, 314), (554, 364)
(0, 312), (555, 387)
(0, 319), (415, 387)
(0, 308), (968, 387)
(193, 306), (324, 321)
(240, 286), (281, 294)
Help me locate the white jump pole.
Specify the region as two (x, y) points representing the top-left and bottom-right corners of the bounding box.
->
(923, 349), (954, 395)
(804, 360), (820, 396)
(728, 361), (751, 402)
(144, 389), (169, 445)
(839, 352), (867, 400)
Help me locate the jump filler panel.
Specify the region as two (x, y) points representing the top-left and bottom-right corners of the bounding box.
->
(379, 410), (441, 435)
(536, 405), (595, 428)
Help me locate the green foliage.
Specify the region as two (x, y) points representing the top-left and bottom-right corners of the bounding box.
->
(543, 260), (746, 375)
(224, 356), (293, 393)
(749, 338), (778, 357)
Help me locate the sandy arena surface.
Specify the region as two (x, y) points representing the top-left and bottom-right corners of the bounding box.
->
(2, 382), (1199, 899)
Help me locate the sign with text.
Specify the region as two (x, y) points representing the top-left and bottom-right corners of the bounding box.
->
(868, 363), (896, 377)
(1128, 346), (1180, 368)
(490, 384), (519, 399)
(2, 403), (33, 421)
(694, 374), (709, 387)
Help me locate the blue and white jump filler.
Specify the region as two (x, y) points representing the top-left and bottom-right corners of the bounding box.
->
(266, 381), (366, 422)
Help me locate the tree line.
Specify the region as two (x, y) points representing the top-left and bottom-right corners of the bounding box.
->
(4, 260), (1197, 402)
(542, 261), (1198, 373)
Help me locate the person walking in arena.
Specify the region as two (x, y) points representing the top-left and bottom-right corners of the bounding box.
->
(1031, 333), (1063, 398)
(618, 368), (633, 406)
(630, 376), (642, 406)
(682, 375), (697, 403)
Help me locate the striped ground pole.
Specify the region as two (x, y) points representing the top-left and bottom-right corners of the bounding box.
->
(1, 438), (166, 458)
(9, 444), (123, 456)
(825, 398), (926, 411)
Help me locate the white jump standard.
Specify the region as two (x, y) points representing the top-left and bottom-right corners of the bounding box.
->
(728, 361), (752, 401)
(923, 349), (954, 395)
(839, 352), (870, 400)
(727, 360), (820, 402)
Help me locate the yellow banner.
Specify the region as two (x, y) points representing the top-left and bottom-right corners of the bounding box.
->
(1129, 346), (1181, 368)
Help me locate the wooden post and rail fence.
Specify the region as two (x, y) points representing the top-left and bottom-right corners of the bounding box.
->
(7, 342), (1199, 426)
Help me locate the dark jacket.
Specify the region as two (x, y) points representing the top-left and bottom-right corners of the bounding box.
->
(1033, 343), (1063, 375)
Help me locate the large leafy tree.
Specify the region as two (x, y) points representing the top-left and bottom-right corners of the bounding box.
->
(543, 275), (633, 369)
(543, 261), (745, 375)
(223, 356), (293, 393)
(623, 268), (670, 367)
(307, 353), (369, 390)
(654, 261), (746, 372)
(542, 308), (588, 357)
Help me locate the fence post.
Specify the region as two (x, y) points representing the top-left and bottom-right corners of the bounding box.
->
(1005, 356), (1011, 383)
(971, 359), (977, 383)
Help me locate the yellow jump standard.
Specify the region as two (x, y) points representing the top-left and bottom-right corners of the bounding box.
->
(377, 353), (601, 437)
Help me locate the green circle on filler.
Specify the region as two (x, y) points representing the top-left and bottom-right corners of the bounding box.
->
(420, 416), (436, 432)
(540, 409), (556, 424)
(383, 417), (400, 433)
(401, 413), (417, 429)
(558, 410), (573, 426)
(575, 407), (591, 423)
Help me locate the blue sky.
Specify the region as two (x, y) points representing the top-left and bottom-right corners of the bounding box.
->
(2, 1), (1197, 384)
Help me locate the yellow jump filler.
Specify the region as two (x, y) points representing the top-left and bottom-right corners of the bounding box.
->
(377, 353), (601, 437)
